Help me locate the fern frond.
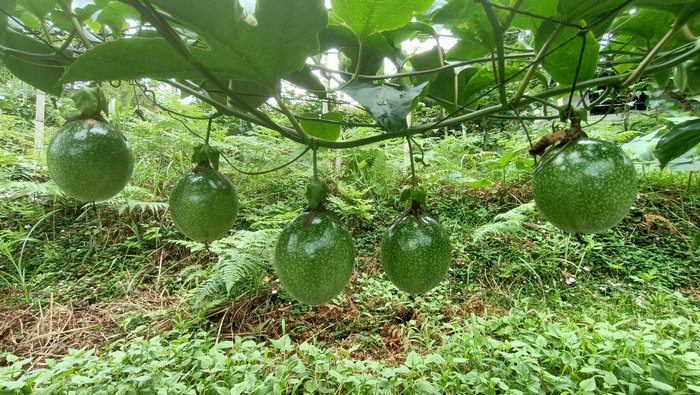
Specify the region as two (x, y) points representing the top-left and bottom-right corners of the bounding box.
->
(472, 202), (535, 242)
(29, 272), (52, 287)
(0, 181), (62, 198)
(167, 239), (207, 252)
(116, 199), (168, 215)
(193, 229), (280, 304)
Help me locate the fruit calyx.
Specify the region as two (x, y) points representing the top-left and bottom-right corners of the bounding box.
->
(306, 180), (329, 211)
(396, 185), (428, 225)
(70, 86), (109, 119)
(529, 118), (588, 157)
(192, 144), (220, 170)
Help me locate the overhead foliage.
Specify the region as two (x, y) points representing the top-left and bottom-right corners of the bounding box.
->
(0, 0), (698, 159)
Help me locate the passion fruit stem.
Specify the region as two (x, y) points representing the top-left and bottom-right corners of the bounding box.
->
(312, 148), (319, 182)
(406, 137), (417, 186)
(410, 199), (426, 226)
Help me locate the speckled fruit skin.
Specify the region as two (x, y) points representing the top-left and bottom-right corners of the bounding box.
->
(380, 213), (451, 294)
(47, 119), (133, 202)
(274, 212), (355, 305)
(532, 138), (637, 234)
(169, 164), (239, 242)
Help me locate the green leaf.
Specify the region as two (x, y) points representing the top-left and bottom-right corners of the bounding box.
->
(407, 47), (444, 84)
(613, 9), (674, 46)
(17, 0), (55, 18)
(433, 0), (496, 58)
(0, 31), (69, 96)
(557, 0), (628, 22)
(0, 1), (16, 43)
(300, 112), (344, 141)
(339, 46), (386, 76)
(331, 0), (433, 41)
(579, 377), (597, 392)
(320, 21), (398, 61)
(667, 148), (700, 172)
(558, 105), (588, 122)
(62, 38), (200, 82)
(635, 0), (700, 17)
(622, 128), (664, 162)
(341, 81), (428, 133)
(534, 19), (599, 86)
(445, 32), (492, 60)
(654, 119), (700, 169)
(70, 86), (108, 117)
(199, 79), (271, 111)
(124, 0), (327, 88)
(510, 0), (557, 30)
(409, 49), (502, 112)
(95, 2), (139, 36)
(284, 66), (327, 99)
(648, 379), (675, 392)
(692, 230), (700, 250)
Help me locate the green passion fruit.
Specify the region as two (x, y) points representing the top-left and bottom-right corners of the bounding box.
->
(532, 138), (637, 234)
(47, 118), (134, 202)
(169, 163), (239, 242)
(380, 212), (451, 294)
(274, 211), (355, 305)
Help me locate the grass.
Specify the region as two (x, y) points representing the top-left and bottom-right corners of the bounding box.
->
(0, 86), (699, 393)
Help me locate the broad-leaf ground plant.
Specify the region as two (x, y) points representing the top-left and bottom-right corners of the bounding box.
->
(1, 1), (699, 299)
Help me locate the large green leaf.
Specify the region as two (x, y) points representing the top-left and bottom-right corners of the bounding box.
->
(510, 0), (557, 31)
(430, 68), (480, 112)
(409, 48), (521, 112)
(95, 2), (139, 36)
(654, 119), (700, 169)
(0, 31), (69, 95)
(613, 9), (674, 45)
(534, 19), (599, 86)
(667, 148), (700, 172)
(339, 46), (385, 76)
(407, 47), (443, 84)
(319, 21), (404, 72)
(199, 79), (271, 110)
(0, 0), (16, 43)
(284, 67), (327, 99)
(62, 38), (203, 82)
(331, 0), (433, 42)
(137, 0), (327, 89)
(557, 0), (628, 22)
(445, 30), (492, 60)
(409, 48), (480, 111)
(433, 0), (496, 58)
(635, 0), (700, 19)
(341, 81), (428, 133)
(300, 112), (344, 141)
(17, 0), (55, 18)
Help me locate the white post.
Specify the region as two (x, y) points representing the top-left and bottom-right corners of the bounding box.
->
(34, 90), (46, 152)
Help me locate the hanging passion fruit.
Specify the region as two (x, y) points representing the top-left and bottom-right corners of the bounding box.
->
(532, 138), (637, 234)
(380, 200), (451, 294)
(169, 162), (239, 242)
(47, 118), (133, 202)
